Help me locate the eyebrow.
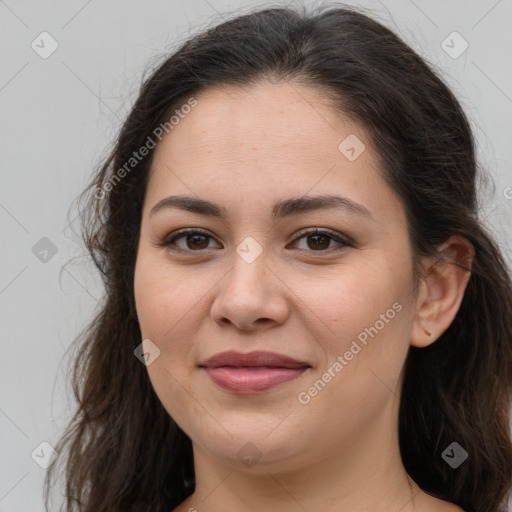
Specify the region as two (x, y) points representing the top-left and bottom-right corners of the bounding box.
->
(149, 194), (374, 221)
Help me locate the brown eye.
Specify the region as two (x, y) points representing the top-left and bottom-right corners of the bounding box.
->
(184, 233), (210, 250)
(160, 229), (222, 252)
(306, 233), (331, 250)
(160, 228), (351, 254)
(290, 229), (352, 253)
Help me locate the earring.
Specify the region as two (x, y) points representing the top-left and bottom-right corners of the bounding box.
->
(424, 328), (434, 338)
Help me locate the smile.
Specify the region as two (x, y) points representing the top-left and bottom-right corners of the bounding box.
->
(199, 350), (311, 394)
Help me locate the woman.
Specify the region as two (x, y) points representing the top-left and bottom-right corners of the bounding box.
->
(45, 4), (512, 512)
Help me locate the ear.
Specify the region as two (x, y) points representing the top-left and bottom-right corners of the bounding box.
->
(411, 235), (474, 348)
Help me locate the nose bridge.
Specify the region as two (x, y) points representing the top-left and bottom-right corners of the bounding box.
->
(227, 244), (270, 299)
(211, 241), (289, 329)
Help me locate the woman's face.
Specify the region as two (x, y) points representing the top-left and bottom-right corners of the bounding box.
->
(134, 81), (419, 472)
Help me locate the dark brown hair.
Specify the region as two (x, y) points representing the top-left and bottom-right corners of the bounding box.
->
(45, 4), (512, 512)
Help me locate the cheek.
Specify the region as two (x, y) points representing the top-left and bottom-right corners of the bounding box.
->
(293, 253), (414, 411)
(292, 268), (413, 447)
(134, 256), (204, 339)
(133, 259), (198, 397)
(134, 258), (207, 428)
(297, 256), (411, 346)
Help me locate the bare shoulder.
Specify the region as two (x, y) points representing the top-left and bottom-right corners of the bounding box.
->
(425, 501), (464, 512)
(417, 491), (465, 512)
(445, 505), (465, 512)
(437, 498), (465, 512)
(433, 500), (465, 512)
(171, 496), (194, 512)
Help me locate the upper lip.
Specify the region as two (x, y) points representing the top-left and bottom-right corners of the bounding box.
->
(199, 350), (310, 369)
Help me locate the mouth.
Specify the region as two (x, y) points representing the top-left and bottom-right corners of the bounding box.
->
(199, 350), (311, 394)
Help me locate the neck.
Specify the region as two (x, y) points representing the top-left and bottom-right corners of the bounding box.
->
(179, 396), (424, 512)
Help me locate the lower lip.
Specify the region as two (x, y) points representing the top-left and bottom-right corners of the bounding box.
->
(203, 367), (308, 394)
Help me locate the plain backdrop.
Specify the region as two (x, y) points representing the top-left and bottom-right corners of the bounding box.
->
(1, 0), (511, 510)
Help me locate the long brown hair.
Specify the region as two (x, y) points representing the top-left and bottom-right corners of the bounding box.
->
(45, 4), (512, 512)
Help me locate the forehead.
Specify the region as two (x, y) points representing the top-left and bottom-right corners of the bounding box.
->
(156, 81), (354, 161)
(145, 81), (406, 228)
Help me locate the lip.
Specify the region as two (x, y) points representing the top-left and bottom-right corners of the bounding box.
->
(199, 350), (311, 394)
(200, 350), (310, 369)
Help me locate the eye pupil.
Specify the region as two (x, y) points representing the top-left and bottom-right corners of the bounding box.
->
(308, 234), (330, 250)
(187, 234), (209, 249)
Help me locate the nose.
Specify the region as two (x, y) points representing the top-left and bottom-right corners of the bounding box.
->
(210, 253), (290, 332)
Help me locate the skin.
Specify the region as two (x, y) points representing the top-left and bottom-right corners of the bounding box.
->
(133, 81), (472, 512)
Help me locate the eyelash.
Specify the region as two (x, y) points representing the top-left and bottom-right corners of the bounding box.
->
(158, 227), (353, 255)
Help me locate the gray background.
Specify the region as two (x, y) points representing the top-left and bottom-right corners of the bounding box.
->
(1, 0), (511, 511)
